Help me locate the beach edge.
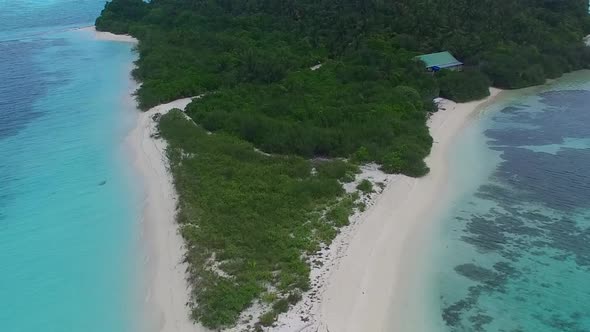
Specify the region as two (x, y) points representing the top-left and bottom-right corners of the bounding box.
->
(87, 26), (207, 332)
(127, 98), (207, 332)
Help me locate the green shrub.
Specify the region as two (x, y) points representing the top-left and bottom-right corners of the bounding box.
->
(351, 146), (371, 164)
(326, 195), (355, 227)
(381, 152), (405, 174)
(261, 292), (278, 304)
(356, 179), (374, 194)
(437, 69), (491, 102)
(287, 292), (302, 304)
(259, 311), (277, 327)
(272, 298), (290, 313)
(315, 160), (358, 181)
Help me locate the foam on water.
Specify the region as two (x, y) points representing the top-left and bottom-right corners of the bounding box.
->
(0, 1), (141, 331)
(432, 71), (590, 332)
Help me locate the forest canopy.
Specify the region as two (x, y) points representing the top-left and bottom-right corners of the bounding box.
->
(96, 0), (590, 175)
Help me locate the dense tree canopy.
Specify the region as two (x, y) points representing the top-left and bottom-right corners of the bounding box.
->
(96, 0), (590, 174)
(438, 69), (491, 102)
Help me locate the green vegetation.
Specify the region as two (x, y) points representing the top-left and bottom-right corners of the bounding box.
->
(96, 0), (590, 328)
(356, 179), (374, 194)
(438, 69), (491, 103)
(186, 62), (434, 176)
(315, 159), (358, 183)
(158, 111), (357, 329)
(96, 0), (590, 105)
(96, 0), (590, 176)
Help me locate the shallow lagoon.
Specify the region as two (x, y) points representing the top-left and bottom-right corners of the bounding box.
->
(0, 1), (141, 331)
(434, 71), (590, 332)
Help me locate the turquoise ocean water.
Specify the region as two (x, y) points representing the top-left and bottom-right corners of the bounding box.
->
(432, 71), (590, 332)
(0, 1), (141, 331)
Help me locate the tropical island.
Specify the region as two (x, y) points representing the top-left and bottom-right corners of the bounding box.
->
(96, 0), (590, 330)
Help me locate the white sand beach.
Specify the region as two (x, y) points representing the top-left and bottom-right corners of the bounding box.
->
(127, 98), (208, 332)
(81, 26), (138, 43)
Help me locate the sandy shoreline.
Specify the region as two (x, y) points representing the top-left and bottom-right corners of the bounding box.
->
(87, 27), (206, 332)
(128, 98), (207, 332)
(80, 26), (138, 43)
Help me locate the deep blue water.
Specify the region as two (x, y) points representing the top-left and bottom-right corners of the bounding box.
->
(0, 1), (141, 331)
(435, 71), (590, 332)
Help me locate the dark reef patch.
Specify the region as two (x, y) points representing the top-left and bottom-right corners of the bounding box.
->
(441, 89), (590, 331)
(0, 40), (46, 139)
(455, 264), (499, 283)
(469, 314), (494, 331)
